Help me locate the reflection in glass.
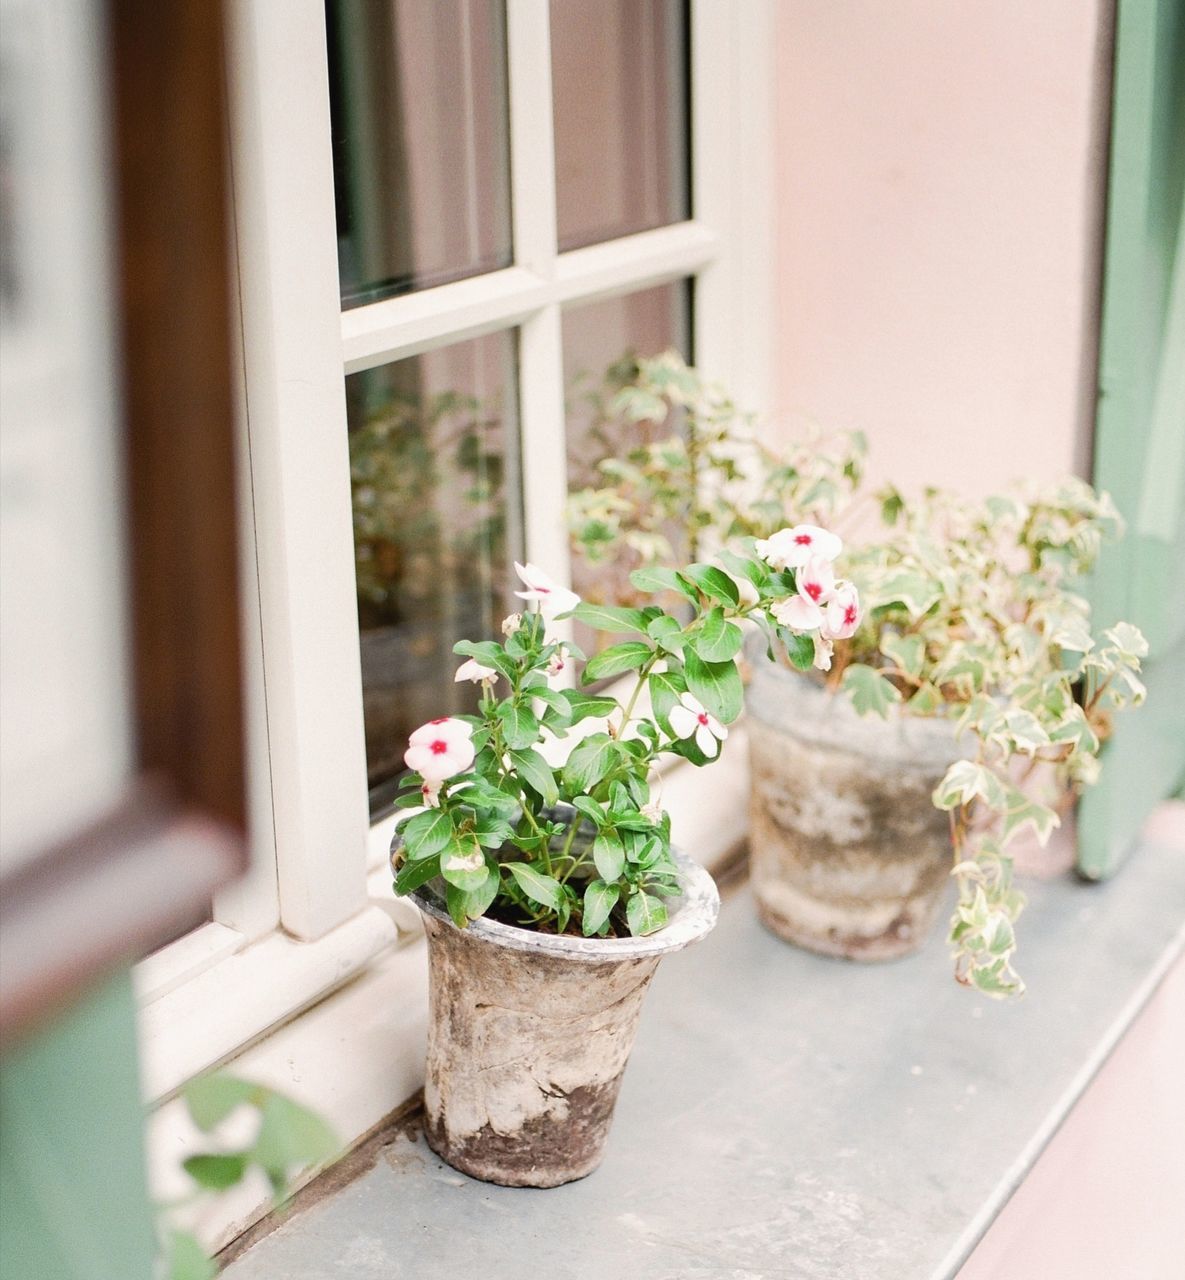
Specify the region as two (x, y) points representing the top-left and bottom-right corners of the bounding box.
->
(551, 0), (690, 252)
(327, 0), (513, 308)
(347, 334), (522, 814)
(562, 281), (692, 658)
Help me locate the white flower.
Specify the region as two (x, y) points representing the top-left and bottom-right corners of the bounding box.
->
(454, 657), (497, 684)
(733, 575), (760, 608)
(404, 717), (475, 783)
(641, 798), (664, 823)
(668, 692), (728, 760)
(755, 524), (843, 571)
(546, 645), (570, 682)
(513, 562), (581, 618)
(812, 634), (834, 672)
(822, 581), (861, 640)
(770, 593), (824, 632)
(768, 554), (840, 633)
(420, 780), (443, 808)
(501, 612), (523, 636)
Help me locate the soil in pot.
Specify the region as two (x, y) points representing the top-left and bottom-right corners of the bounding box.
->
(404, 848), (718, 1187)
(746, 643), (969, 961)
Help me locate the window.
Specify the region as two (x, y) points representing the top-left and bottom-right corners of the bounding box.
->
(139, 0), (775, 1249)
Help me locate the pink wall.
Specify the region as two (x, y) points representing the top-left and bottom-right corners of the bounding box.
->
(772, 0), (1113, 497)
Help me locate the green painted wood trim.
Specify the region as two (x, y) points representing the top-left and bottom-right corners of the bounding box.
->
(1081, 0), (1185, 878)
(0, 971), (155, 1280)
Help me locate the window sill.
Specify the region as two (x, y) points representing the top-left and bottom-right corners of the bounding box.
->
(216, 811), (1184, 1279)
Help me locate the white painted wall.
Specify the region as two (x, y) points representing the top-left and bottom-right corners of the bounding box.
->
(772, 0), (1113, 496)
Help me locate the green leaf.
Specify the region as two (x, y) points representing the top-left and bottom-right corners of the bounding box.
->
(562, 733), (618, 793)
(683, 649), (744, 724)
(647, 669), (687, 731)
(694, 607), (744, 663)
(840, 664), (903, 719)
(182, 1154), (248, 1191)
(165, 1231), (216, 1280)
(572, 601), (649, 633)
(778, 629), (815, 671)
(561, 691), (619, 725)
(446, 866), (500, 922)
(393, 852), (441, 896)
(582, 880), (619, 936)
(681, 563), (740, 607)
(626, 890), (669, 937)
(505, 862), (564, 910)
(498, 701), (540, 750)
(629, 565), (697, 602)
(881, 632), (925, 680)
(183, 1075), (259, 1133)
(251, 1094), (339, 1192)
(647, 614), (688, 651)
(452, 639), (514, 678)
(584, 641), (653, 682)
(509, 747), (558, 807)
(440, 836), (490, 891)
(570, 795), (606, 827)
(400, 808), (454, 861)
(592, 830), (626, 882)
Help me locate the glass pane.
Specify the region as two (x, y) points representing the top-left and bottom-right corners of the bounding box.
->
(551, 0), (690, 252)
(327, 0), (513, 308)
(562, 281), (692, 658)
(347, 333), (522, 814)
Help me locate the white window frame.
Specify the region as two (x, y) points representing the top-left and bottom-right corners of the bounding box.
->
(140, 0), (776, 1250)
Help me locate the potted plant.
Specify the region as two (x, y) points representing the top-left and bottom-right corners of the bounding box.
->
(390, 549), (857, 1186)
(568, 353), (1148, 997)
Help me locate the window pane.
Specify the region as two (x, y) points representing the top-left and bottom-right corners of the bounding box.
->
(327, 0), (512, 308)
(562, 281), (691, 657)
(347, 333), (522, 814)
(551, 0), (690, 252)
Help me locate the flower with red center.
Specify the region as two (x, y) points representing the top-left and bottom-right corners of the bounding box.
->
(667, 691), (728, 759)
(822, 582), (861, 640)
(404, 716), (475, 783)
(546, 645), (570, 682)
(513, 561), (581, 618)
(754, 524), (843, 572)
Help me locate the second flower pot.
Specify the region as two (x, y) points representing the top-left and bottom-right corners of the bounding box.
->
(746, 647), (968, 960)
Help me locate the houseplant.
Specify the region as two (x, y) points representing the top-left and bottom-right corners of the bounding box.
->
(390, 550), (858, 1185)
(568, 352), (1148, 997)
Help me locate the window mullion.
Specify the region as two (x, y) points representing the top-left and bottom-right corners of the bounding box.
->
(227, 0), (370, 941)
(506, 0), (559, 276)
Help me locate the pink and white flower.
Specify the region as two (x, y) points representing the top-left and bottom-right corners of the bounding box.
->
(454, 657), (497, 684)
(755, 524), (843, 571)
(668, 692), (728, 760)
(546, 645), (570, 682)
(822, 581), (861, 640)
(513, 562), (580, 618)
(420, 780), (443, 808)
(404, 717), (475, 783)
(769, 554), (835, 629)
(501, 612), (523, 636)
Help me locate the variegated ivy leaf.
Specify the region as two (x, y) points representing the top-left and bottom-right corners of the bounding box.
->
(999, 793), (1059, 848)
(840, 664), (902, 719)
(1104, 620), (1149, 660)
(871, 569), (942, 619)
(880, 632), (925, 680)
(933, 760), (1006, 811)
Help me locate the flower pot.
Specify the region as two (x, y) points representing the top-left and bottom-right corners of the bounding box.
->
(405, 848), (718, 1187)
(746, 645), (968, 960)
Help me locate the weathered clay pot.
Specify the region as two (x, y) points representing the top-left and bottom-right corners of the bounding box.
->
(406, 848), (718, 1187)
(747, 645), (969, 960)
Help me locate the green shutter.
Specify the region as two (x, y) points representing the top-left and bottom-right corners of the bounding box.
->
(1080, 0), (1185, 878)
